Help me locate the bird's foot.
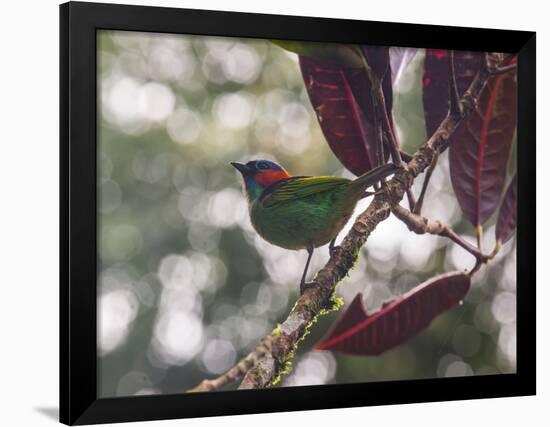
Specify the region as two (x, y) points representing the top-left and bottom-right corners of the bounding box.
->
(300, 281), (316, 295)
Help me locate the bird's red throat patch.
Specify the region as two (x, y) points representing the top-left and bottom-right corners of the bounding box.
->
(255, 169), (290, 187)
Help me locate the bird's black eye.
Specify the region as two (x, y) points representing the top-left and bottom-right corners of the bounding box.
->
(257, 161), (269, 170)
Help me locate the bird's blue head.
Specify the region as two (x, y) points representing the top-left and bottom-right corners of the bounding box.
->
(231, 159), (290, 202)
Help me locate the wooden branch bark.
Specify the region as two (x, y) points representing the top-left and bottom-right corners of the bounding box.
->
(489, 63), (517, 75)
(189, 337), (273, 392)
(413, 149), (439, 214)
(406, 188), (417, 211)
(392, 204), (488, 262)
(449, 51), (462, 116)
(188, 52), (500, 393)
(375, 83), (403, 167)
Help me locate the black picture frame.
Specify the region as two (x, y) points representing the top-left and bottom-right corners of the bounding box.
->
(60, 1), (536, 425)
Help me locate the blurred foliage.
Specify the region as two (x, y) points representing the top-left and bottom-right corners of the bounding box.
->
(97, 31), (516, 397)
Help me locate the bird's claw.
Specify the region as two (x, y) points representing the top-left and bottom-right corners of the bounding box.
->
(300, 281), (316, 295)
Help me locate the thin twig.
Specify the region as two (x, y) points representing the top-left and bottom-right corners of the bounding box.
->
(484, 52), (507, 77)
(469, 240), (501, 276)
(413, 149), (439, 214)
(488, 63), (517, 75)
(406, 189), (416, 211)
(449, 51), (462, 116)
(358, 49), (403, 167)
(189, 337), (273, 392)
(372, 94), (386, 168)
(376, 84), (404, 167)
(392, 205), (489, 263)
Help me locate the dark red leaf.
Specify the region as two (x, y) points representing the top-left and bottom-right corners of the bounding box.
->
(390, 47), (418, 84)
(496, 174), (517, 244)
(422, 50), (483, 139)
(316, 272), (470, 356)
(300, 49), (393, 176)
(449, 67), (517, 227)
(360, 46), (391, 81)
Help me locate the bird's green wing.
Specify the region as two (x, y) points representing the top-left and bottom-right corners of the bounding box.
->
(260, 176), (350, 207)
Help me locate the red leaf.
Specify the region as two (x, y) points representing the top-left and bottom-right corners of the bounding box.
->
(496, 174), (517, 244)
(422, 50), (483, 139)
(300, 49), (392, 176)
(361, 46), (391, 81)
(316, 272), (470, 356)
(449, 67), (517, 227)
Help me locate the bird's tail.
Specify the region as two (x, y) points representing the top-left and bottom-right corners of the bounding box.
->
(350, 163), (399, 191)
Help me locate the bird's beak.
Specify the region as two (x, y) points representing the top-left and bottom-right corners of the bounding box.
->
(230, 161), (252, 175)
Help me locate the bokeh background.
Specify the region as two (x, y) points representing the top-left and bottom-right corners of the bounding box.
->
(97, 30), (517, 397)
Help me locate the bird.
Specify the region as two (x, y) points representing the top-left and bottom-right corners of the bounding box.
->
(231, 159), (399, 294)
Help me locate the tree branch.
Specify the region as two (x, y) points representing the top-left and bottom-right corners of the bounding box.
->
(406, 188), (417, 211)
(485, 51), (516, 75)
(375, 83), (404, 167)
(413, 149), (439, 215)
(392, 204), (489, 263)
(188, 52), (500, 393)
(489, 63), (517, 75)
(189, 337), (273, 392)
(449, 51), (462, 116)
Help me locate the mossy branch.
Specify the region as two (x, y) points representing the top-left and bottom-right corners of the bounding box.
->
(188, 52), (501, 392)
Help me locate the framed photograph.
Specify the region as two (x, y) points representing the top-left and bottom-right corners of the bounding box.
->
(60, 1), (536, 424)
